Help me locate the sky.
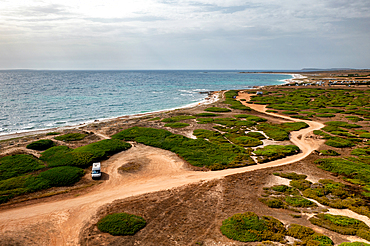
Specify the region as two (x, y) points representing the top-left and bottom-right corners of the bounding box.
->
(0, 0), (369, 70)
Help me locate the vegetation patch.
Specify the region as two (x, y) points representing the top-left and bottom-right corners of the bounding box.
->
(26, 139), (55, 151)
(112, 127), (254, 170)
(325, 137), (355, 148)
(325, 121), (362, 129)
(309, 213), (370, 241)
(148, 117), (161, 121)
(204, 107), (231, 112)
(38, 166), (85, 187)
(55, 133), (87, 141)
(0, 154), (45, 181)
(164, 122), (190, 128)
(285, 196), (315, 207)
(196, 118), (214, 124)
(223, 90), (251, 111)
(46, 132), (60, 136)
(257, 122), (308, 141)
(220, 212), (285, 243)
(360, 133), (370, 138)
(316, 114), (335, 118)
(345, 116), (364, 122)
(220, 212), (332, 245)
(339, 243), (370, 246)
(290, 179), (312, 191)
(74, 139), (131, 160)
(195, 113), (218, 117)
(246, 131), (266, 140)
(234, 114), (267, 122)
(161, 115), (195, 122)
(97, 212), (146, 236)
(273, 172), (307, 180)
(320, 150), (340, 156)
(253, 145), (300, 163)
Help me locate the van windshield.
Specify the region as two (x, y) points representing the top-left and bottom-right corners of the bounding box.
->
(92, 170), (100, 174)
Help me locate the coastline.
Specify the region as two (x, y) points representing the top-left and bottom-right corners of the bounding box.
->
(0, 91), (220, 141)
(0, 73), (294, 141)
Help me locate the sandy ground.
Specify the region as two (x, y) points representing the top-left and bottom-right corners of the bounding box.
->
(0, 93), (325, 246)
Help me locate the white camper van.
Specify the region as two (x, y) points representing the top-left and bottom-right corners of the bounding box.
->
(91, 162), (101, 179)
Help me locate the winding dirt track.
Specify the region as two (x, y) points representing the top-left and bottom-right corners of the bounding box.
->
(0, 94), (324, 246)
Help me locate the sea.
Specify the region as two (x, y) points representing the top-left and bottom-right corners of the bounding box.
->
(0, 70), (293, 136)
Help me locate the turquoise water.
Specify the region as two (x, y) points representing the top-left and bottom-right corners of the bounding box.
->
(0, 70), (292, 135)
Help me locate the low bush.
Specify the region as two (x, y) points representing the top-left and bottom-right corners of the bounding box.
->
(230, 136), (262, 147)
(26, 139), (55, 150)
(0, 154), (45, 181)
(55, 133), (87, 141)
(112, 127), (254, 170)
(315, 108), (344, 114)
(260, 198), (284, 208)
(316, 114), (335, 118)
(291, 115), (310, 120)
(196, 118), (214, 124)
(273, 172), (307, 180)
(0, 175), (51, 204)
(164, 122), (190, 128)
(148, 117), (160, 121)
(325, 121), (362, 129)
(281, 111), (298, 115)
(320, 150), (340, 156)
(285, 196), (316, 207)
(287, 224), (333, 246)
(351, 148), (370, 156)
(290, 179), (312, 191)
(253, 145), (300, 163)
(74, 139), (131, 160)
(195, 113), (218, 117)
(234, 114), (267, 122)
(345, 116), (364, 122)
(38, 166), (84, 186)
(314, 130), (333, 139)
(309, 213), (370, 239)
(325, 137), (355, 148)
(257, 122), (308, 141)
(46, 132), (60, 136)
(246, 132), (266, 140)
(220, 212), (286, 242)
(339, 243), (370, 246)
(97, 212), (146, 236)
(204, 107), (231, 112)
(360, 133), (370, 138)
(161, 115), (195, 122)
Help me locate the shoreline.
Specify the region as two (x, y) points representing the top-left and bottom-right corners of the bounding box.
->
(0, 91), (221, 141)
(0, 73), (295, 141)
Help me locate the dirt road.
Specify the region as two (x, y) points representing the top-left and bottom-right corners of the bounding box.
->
(0, 94), (324, 246)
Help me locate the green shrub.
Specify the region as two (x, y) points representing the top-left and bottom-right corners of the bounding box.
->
(164, 122), (190, 128)
(291, 115), (310, 120)
(220, 212), (273, 242)
(325, 137), (355, 148)
(196, 118), (214, 124)
(285, 196), (316, 207)
(40, 146), (90, 167)
(360, 133), (370, 138)
(271, 185), (290, 192)
(282, 111), (298, 115)
(46, 132), (60, 136)
(112, 127), (254, 170)
(325, 121), (362, 129)
(74, 139), (131, 160)
(320, 150), (340, 156)
(148, 117), (161, 121)
(315, 108), (344, 114)
(273, 172), (307, 180)
(161, 115), (195, 122)
(97, 213), (146, 236)
(261, 198), (284, 208)
(254, 145), (300, 163)
(287, 224), (333, 245)
(257, 122), (308, 141)
(195, 113), (218, 117)
(234, 114), (267, 122)
(345, 116), (364, 122)
(38, 166), (84, 186)
(231, 136), (262, 147)
(290, 179), (312, 190)
(55, 133), (87, 141)
(204, 107), (231, 112)
(309, 213), (369, 238)
(351, 148), (370, 156)
(316, 114), (335, 118)
(0, 154), (45, 181)
(246, 132), (266, 140)
(314, 130), (333, 139)
(26, 139), (55, 151)
(0, 175), (50, 204)
(339, 243), (370, 246)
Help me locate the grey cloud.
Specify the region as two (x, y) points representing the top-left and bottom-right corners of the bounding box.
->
(85, 16), (167, 23)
